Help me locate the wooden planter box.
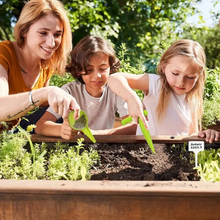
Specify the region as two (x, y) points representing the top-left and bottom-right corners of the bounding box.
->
(0, 134), (219, 220)
(31, 134), (215, 144)
(0, 180), (220, 220)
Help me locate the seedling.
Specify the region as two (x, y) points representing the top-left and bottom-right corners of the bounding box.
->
(121, 110), (155, 153)
(68, 110), (96, 143)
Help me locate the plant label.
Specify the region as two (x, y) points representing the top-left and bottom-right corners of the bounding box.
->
(188, 141), (204, 167)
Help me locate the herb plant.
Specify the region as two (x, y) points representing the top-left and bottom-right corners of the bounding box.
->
(0, 127), (99, 180)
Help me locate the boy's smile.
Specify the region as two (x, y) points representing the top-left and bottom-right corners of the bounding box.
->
(82, 53), (110, 97)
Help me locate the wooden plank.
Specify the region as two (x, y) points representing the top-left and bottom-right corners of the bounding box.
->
(31, 134), (220, 144)
(0, 180), (220, 220)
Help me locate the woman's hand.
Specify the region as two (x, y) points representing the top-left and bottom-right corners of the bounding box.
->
(198, 129), (220, 143)
(60, 118), (78, 140)
(47, 86), (80, 120)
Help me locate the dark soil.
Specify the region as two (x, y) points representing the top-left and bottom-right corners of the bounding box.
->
(83, 142), (200, 181)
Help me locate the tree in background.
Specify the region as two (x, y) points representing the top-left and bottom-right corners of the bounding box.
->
(182, 25), (220, 69)
(0, 0), (202, 64)
(0, 0), (26, 40)
(63, 0), (203, 63)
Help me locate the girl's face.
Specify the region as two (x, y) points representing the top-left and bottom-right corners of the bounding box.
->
(81, 53), (110, 97)
(24, 13), (63, 60)
(163, 55), (201, 95)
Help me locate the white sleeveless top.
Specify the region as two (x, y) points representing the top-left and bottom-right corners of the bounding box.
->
(136, 74), (192, 136)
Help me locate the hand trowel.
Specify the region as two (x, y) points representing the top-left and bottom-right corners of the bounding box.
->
(121, 110), (155, 153)
(68, 110), (96, 143)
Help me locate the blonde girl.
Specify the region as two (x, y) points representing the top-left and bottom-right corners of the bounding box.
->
(108, 39), (219, 143)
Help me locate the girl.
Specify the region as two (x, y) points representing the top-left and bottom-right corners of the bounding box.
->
(0, 0), (80, 132)
(35, 36), (136, 140)
(107, 39), (219, 143)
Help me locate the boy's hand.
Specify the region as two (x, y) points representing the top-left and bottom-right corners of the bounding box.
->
(61, 118), (78, 140)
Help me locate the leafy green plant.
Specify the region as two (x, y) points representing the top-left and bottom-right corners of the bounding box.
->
(202, 67), (220, 127)
(195, 149), (220, 182)
(118, 43), (145, 75)
(46, 139), (99, 180)
(0, 128), (99, 180)
(204, 67), (220, 100)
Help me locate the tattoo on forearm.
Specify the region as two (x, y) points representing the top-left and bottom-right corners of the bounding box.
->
(34, 100), (40, 106)
(7, 102), (38, 119)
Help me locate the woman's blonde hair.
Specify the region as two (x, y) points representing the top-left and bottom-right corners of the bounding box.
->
(157, 39), (206, 130)
(13, 0), (72, 75)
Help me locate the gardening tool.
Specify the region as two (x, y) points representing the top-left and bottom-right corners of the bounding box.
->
(68, 110), (96, 143)
(121, 110), (155, 153)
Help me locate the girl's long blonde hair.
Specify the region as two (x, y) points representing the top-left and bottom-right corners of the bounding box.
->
(13, 0), (72, 76)
(156, 39), (206, 130)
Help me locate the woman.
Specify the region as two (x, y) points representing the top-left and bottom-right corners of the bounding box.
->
(0, 0), (80, 131)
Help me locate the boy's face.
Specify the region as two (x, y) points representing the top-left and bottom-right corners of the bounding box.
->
(81, 53), (110, 97)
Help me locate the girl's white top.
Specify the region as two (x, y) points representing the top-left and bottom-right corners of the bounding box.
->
(136, 74), (192, 136)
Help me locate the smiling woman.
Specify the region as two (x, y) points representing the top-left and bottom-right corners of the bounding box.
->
(0, 0), (80, 132)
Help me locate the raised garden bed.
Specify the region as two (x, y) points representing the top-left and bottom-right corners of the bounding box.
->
(31, 134), (220, 181)
(0, 180), (220, 220)
(0, 134), (219, 220)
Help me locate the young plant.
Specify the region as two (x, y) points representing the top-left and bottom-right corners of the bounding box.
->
(47, 138), (99, 180)
(195, 148), (220, 182)
(0, 126), (99, 181)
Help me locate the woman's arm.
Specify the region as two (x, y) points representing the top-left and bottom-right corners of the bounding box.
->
(40, 78), (50, 107)
(108, 72), (149, 128)
(0, 65), (80, 121)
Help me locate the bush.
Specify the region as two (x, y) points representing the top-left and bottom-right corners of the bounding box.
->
(202, 67), (220, 127)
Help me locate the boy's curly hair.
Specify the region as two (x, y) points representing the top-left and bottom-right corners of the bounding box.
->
(66, 36), (120, 84)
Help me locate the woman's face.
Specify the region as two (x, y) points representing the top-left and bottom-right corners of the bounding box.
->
(24, 13), (63, 60)
(81, 53), (110, 97)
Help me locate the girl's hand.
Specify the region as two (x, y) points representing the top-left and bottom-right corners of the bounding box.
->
(198, 129), (220, 143)
(126, 91), (149, 129)
(47, 86), (80, 120)
(61, 118), (78, 140)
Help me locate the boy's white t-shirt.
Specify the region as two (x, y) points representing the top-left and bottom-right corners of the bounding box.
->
(47, 81), (128, 130)
(136, 74), (192, 136)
